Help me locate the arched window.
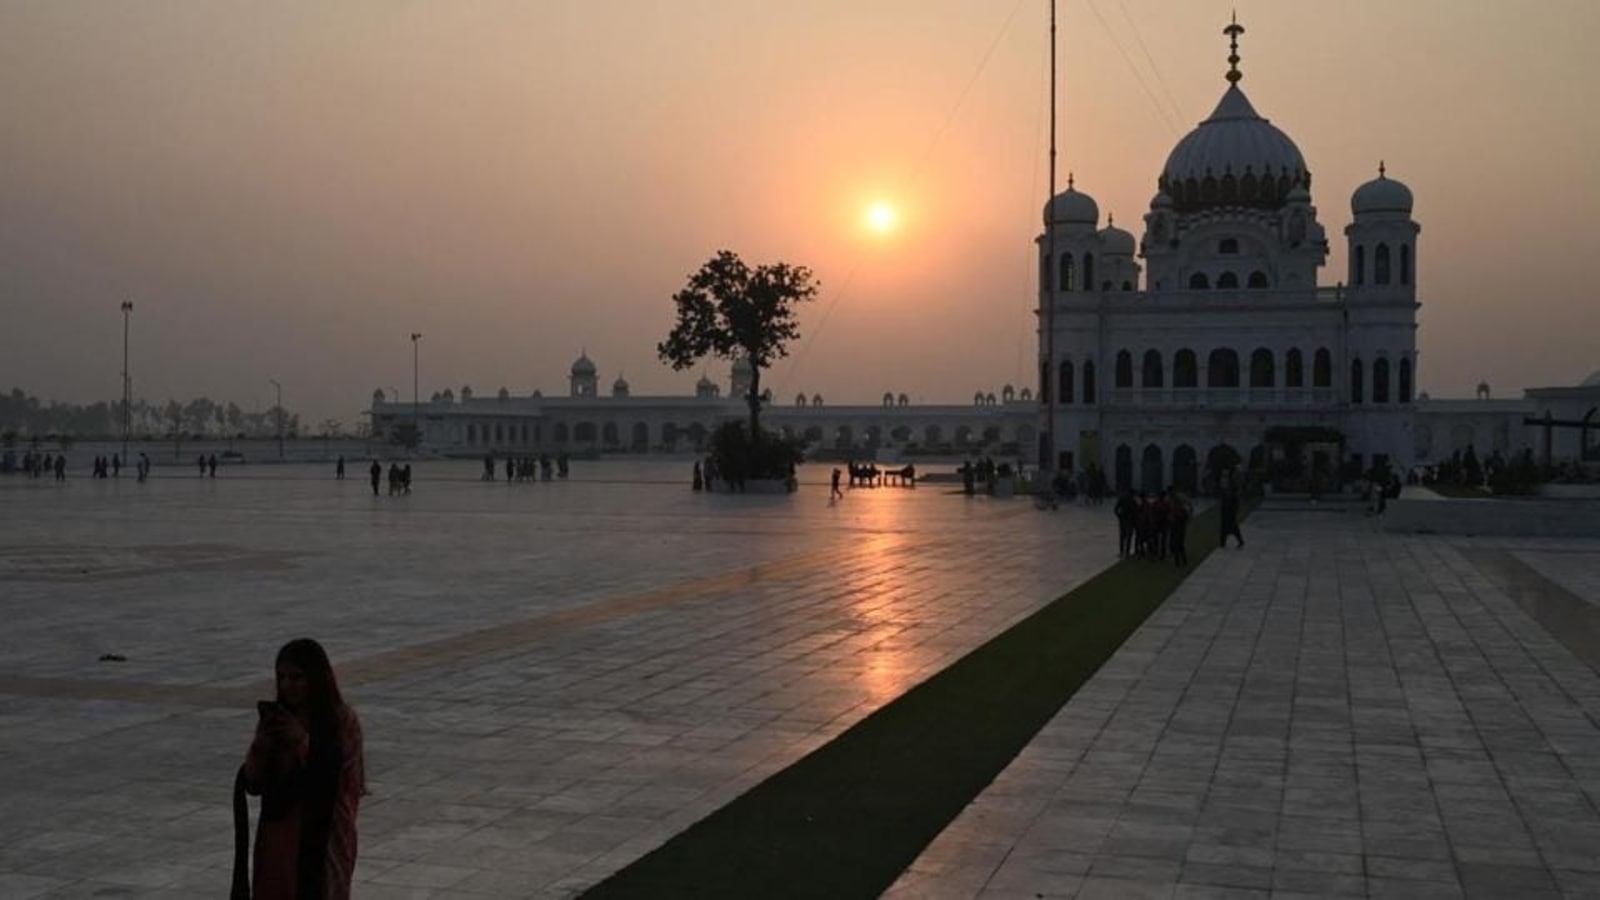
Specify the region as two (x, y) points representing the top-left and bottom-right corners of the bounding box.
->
(467, 423), (477, 444)
(1039, 361), (1050, 404)
(1217, 271), (1239, 289)
(1399, 357), (1413, 402)
(1083, 254), (1095, 292)
(1375, 243), (1391, 285)
(1221, 173), (1238, 202)
(1218, 238), (1239, 255)
(1373, 357), (1391, 403)
(1400, 244), (1412, 286)
(1285, 348), (1304, 388)
(1174, 349), (1198, 388)
(1059, 253), (1075, 292)
(1250, 348), (1275, 388)
(1354, 245), (1366, 285)
(1142, 444), (1165, 493)
(1058, 361), (1074, 404)
(1189, 272), (1210, 290)
(1115, 350), (1134, 389)
(1248, 271), (1269, 288)
(1082, 360), (1096, 404)
(1313, 348), (1332, 388)
(1207, 349), (1240, 388)
(1121, 280), (1133, 291)
(1350, 359), (1365, 403)
(1142, 349), (1163, 387)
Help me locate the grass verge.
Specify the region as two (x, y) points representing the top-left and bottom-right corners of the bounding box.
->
(585, 503), (1239, 899)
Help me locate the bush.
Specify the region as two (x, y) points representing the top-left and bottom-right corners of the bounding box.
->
(711, 420), (803, 483)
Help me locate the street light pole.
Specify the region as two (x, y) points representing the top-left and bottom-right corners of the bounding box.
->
(410, 332), (422, 452)
(120, 301), (133, 466)
(269, 379), (283, 459)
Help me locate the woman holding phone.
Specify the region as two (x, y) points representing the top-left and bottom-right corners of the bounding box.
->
(236, 638), (365, 900)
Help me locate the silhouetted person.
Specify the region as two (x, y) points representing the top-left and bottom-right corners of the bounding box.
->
(54, 454), (66, 481)
(1219, 477), (1244, 549)
(197, 454), (207, 477)
(208, 454), (218, 478)
(830, 467), (843, 499)
(401, 464), (412, 493)
(369, 460), (382, 496)
(112, 454), (121, 478)
(1114, 490), (1137, 558)
(1170, 494), (1191, 567)
(692, 461), (703, 491)
(506, 456), (514, 483)
(336, 456), (345, 480)
(138, 452), (150, 483)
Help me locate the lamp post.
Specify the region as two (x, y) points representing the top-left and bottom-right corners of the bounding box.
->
(269, 378), (283, 459)
(120, 301), (133, 466)
(410, 332), (422, 452)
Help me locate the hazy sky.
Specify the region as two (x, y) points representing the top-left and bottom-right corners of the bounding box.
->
(3, 1), (1597, 424)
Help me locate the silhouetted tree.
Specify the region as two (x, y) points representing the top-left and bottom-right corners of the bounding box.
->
(657, 250), (818, 437)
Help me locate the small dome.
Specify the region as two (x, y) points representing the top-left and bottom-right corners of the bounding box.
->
(570, 352), (596, 375)
(1286, 183), (1311, 204)
(1043, 178), (1099, 226)
(1099, 220), (1136, 255)
(612, 376), (629, 392)
(696, 375), (715, 388)
(1352, 166), (1413, 216)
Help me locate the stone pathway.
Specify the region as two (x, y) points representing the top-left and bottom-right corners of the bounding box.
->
(0, 462), (1117, 898)
(890, 511), (1600, 899)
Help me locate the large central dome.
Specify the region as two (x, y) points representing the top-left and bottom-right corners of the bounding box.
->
(1159, 85), (1308, 211)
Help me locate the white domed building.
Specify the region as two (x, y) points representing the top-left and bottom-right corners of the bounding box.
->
(1038, 19), (1422, 490)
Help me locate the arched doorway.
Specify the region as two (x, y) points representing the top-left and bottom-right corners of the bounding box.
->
(1141, 444), (1164, 494)
(1115, 444), (1133, 492)
(632, 422), (649, 450)
(601, 422), (620, 447)
(1173, 445), (1198, 493)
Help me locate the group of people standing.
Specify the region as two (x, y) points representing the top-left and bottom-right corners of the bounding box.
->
(483, 452), (568, 483)
(370, 460), (411, 496)
(692, 456), (744, 493)
(16, 450), (156, 482)
(1114, 488), (1195, 566)
(195, 454), (220, 477)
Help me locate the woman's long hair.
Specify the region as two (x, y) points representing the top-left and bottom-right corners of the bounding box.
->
(275, 637), (346, 746)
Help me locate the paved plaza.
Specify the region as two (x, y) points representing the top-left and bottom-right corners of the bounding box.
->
(0, 460), (1119, 898)
(890, 512), (1600, 899)
(3, 464), (1600, 898)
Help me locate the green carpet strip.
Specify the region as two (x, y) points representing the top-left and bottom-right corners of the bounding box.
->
(587, 504), (1236, 899)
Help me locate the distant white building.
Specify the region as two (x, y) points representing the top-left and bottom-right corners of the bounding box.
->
(370, 352), (1038, 458)
(1037, 18), (1422, 491)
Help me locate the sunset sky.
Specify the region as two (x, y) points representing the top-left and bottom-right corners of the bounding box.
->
(2, 1), (1596, 424)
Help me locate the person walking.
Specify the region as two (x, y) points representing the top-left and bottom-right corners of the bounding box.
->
(335, 456), (345, 480)
(1169, 492), (1191, 567)
(1114, 490), (1137, 558)
(209, 454), (219, 478)
(234, 638), (365, 900)
(830, 467), (843, 500)
(1219, 475), (1244, 549)
(368, 460), (381, 496)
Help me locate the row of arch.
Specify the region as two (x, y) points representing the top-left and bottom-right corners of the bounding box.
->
(458, 418), (1044, 451)
(1040, 348), (1414, 403)
(1352, 242), (1412, 287)
(1043, 252), (1137, 293)
(1187, 270), (1271, 290)
(1158, 170), (1307, 210)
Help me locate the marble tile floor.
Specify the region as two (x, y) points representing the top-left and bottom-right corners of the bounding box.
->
(890, 511), (1600, 900)
(0, 461), (1120, 898)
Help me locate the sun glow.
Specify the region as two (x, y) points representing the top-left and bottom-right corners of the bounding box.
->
(864, 201), (899, 236)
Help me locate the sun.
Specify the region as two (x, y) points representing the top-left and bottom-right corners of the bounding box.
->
(864, 201), (899, 235)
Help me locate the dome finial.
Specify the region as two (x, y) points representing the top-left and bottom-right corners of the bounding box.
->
(1068, 171), (1075, 190)
(1224, 11), (1245, 85)
(1108, 212), (1114, 226)
(1378, 159), (1386, 178)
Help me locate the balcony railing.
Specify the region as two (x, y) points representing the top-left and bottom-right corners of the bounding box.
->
(1107, 387), (1339, 408)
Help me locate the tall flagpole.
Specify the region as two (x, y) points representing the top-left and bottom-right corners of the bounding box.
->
(1043, 0), (1057, 472)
